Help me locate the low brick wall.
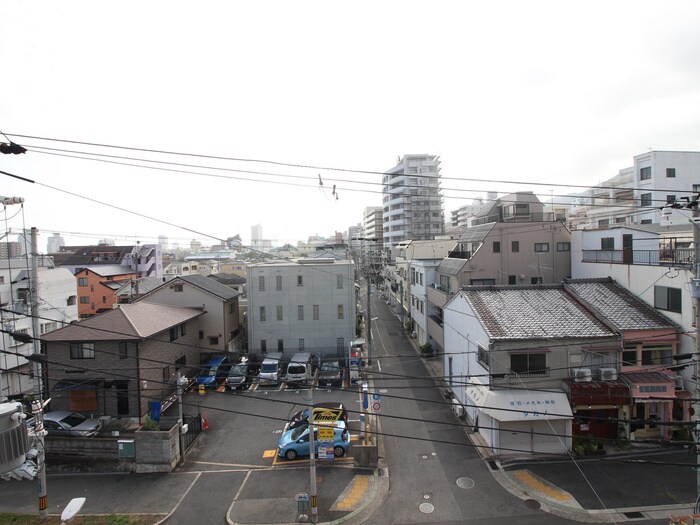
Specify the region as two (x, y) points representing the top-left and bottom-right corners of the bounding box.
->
(44, 436), (135, 472)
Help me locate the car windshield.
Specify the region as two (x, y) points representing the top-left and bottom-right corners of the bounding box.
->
(230, 364), (246, 375)
(290, 424), (308, 440)
(287, 365), (305, 374)
(261, 363), (277, 373)
(321, 363), (339, 371)
(59, 413), (87, 428)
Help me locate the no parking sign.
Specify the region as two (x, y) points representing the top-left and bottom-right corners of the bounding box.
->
(372, 392), (381, 412)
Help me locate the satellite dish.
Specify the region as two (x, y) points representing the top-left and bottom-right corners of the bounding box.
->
(61, 497), (86, 523)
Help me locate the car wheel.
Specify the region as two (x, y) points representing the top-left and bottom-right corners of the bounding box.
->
(334, 446), (345, 457)
(285, 449), (298, 460)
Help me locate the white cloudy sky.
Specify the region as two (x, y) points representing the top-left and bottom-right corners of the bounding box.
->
(1, 1), (699, 250)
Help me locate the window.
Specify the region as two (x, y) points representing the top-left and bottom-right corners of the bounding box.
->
(598, 219), (609, 227)
(175, 355), (186, 369)
(258, 276), (265, 291)
(510, 353), (547, 375)
(654, 286), (682, 313)
(615, 217), (626, 224)
(169, 327), (178, 341)
(470, 279), (495, 285)
(70, 342), (95, 359)
(259, 306), (266, 321)
(337, 274), (343, 289)
(78, 277), (88, 286)
(641, 344), (673, 366)
(557, 242), (570, 252)
(534, 243), (549, 253)
(261, 340), (267, 353)
(298, 339), (305, 350)
(79, 296), (90, 304)
(180, 323), (186, 336)
(298, 305), (304, 321)
(337, 338), (344, 352)
(199, 330), (204, 340)
(173, 284), (183, 292)
(230, 303), (235, 314)
(208, 336), (219, 345)
(162, 366), (170, 382)
(531, 277), (543, 284)
(641, 219), (652, 224)
(313, 305), (319, 320)
(622, 346), (638, 366)
(511, 241), (519, 253)
(297, 275), (303, 286)
(640, 166), (651, 180)
(666, 167), (676, 178)
(600, 237), (614, 250)
(276, 305), (283, 321)
(337, 304), (344, 319)
(102, 296), (107, 304)
(277, 339), (284, 351)
(508, 275), (516, 285)
(666, 195), (676, 204)
(493, 241), (501, 253)
(276, 275), (282, 291)
(640, 193), (652, 207)
(119, 342), (128, 359)
(477, 345), (490, 369)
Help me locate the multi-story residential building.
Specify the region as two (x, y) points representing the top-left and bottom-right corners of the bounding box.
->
(246, 258), (356, 359)
(426, 193), (572, 357)
(41, 302), (204, 422)
(137, 274), (243, 353)
(46, 232), (65, 254)
(0, 260), (78, 400)
(382, 154), (444, 250)
(568, 150), (700, 230)
(53, 243), (163, 279)
(75, 265), (138, 318)
(219, 261), (247, 278)
(450, 193), (496, 227)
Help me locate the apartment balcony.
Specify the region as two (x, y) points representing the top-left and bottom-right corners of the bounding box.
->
(448, 250), (471, 260)
(581, 248), (694, 268)
(426, 285), (453, 308)
(427, 315), (444, 349)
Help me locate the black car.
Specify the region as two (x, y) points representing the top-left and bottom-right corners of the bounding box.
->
(319, 360), (343, 386)
(226, 355), (260, 390)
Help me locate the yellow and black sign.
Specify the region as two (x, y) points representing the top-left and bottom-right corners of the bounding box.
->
(311, 408), (343, 423)
(318, 426), (334, 440)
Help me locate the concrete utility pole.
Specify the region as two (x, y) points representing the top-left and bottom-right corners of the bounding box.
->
(693, 206), (700, 513)
(308, 386), (317, 523)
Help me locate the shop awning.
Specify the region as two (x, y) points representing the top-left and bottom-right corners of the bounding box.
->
(466, 378), (572, 422)
(568, 380), (631, 407)
(622, 371), (676, 400)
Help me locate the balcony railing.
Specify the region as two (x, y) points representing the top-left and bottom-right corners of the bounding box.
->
(581, 248), (694, 268)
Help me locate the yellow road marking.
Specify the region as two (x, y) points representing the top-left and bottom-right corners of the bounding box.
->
(513, 470), (574, 502)
(262, 450), (276, 458)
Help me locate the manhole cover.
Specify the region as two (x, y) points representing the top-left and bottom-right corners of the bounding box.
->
(524, 499), (541, 510)
(456, 477), (475, 489)
(419, 502), (435, 514)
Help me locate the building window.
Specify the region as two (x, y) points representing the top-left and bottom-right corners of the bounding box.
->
(258, 276), (265, 291)
(70, 342), (95, 359)
(119, 342), (128, 359)
(169, 327), (178, 341)
(511, 241), (519, 253)
(337, 274), (343, 289)
(276, 275), (282, 291)
(598, 219), (609, 227)
(531, 277), (543, 284)
(173, 284), (183, 292)
(557, 242), (570, 252)
(208, 336), (219, 345)
(297, 275), (303, 286)
(654, 285), (682, 313)
(277, 339), (284, 351)
(470, 279), (495, 285)
(259, 306), (266, 321)
(79, 296), (90, 304)
(493, 241), (500, 253)
(175, 355), (186, 368)
(313, 305), (319, 320)
(510, 353), (547, 375)
(666, 195), (676, 204)
(666, 167), (676, 178)
(337, 304), (344, 319)
(534, 243), (549, 253)
(641, 219), (652, 224)
(298, 338), (305, 350)
(615, 217), (626, 224)
(477, 345), (490, 369)
(601, 237), (614, 250)
(78, 277), (88, 286)
(641, 344), (673, 366)
(276, 305), (283, 321)
(180, 323), (186, 336)
(640, 193), (652, 207)
(261, 339), (267, 353)
(622, 345), (637, 366)
(162, 366), (170, 382)
(230, 302), (235, 314)
(199, 330), (204, 340)
(640, 166), (651, 180)
(298, 305), (304, 321)
(508, 275), (516, 285)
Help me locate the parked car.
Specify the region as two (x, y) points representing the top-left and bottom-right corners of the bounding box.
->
(258, 352), (289, 384)
(287, 402), (347, 431)
(28, 411), (103, 437)
(195, 355), (229, 388)
(319, 359), (343, 386)
(277, 420), (350, 460)
(226, 355), (260, 390)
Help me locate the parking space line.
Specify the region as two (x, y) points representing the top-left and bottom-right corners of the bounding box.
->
(262, 450), (276, 458)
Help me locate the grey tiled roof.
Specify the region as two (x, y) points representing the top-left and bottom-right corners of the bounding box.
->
(460, 285), (616, 341)
(458, 223), (495, 243)
(86, 265), (135, 277)
(177, 274), (240, 300)
(564, 278), (679, 331)
(41, 303), (204, 341)
(437, 258), (467, 276)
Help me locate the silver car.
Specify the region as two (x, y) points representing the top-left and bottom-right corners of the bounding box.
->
(30, 411), (103, 437)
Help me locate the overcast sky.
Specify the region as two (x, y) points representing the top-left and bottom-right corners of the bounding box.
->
(2, 1), (699, 251)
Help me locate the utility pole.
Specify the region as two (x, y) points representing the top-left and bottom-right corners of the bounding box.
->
(177, 373), (187, 466)
(29, 227), (47, 520)
(693, 205), (700, 513)
(308, 385), (317, 523)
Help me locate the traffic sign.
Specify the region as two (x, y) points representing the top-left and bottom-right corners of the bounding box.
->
(372, 401), (381, 412)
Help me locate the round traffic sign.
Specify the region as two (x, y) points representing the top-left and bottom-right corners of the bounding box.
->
(372, 401), (381, 411)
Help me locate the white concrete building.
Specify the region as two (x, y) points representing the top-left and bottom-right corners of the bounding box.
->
(246, 258), (356, 359)
(382, 154), (444, 249)
(0, 260), (78, 400)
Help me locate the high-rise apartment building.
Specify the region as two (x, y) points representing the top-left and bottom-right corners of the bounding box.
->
(382, 154), (444, 249)
(47, 232), (65, 254)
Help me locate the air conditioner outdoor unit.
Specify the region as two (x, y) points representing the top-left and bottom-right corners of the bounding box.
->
(573, 368), (592, 382)
(599, 368), (617, 381)
(451, 398), (464, 418)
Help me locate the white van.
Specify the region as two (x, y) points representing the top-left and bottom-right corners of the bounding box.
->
(259, 352), (288, 384)
(286, 352), (318, 385)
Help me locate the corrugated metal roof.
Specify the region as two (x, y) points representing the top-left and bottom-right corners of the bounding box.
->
(41, 303), (204, 341)
(564, 278), (679, 331)
(460, 286), (616, 341)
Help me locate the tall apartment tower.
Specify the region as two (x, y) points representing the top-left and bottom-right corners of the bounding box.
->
(382, 154), (444, 250)
(47, 232), (65, 254)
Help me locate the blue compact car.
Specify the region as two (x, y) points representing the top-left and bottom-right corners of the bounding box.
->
(277, 420), (350, 460)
